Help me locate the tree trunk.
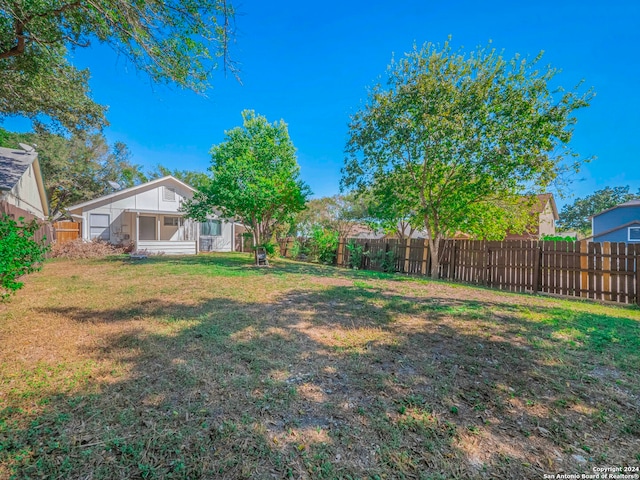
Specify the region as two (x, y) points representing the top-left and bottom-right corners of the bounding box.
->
(252, 228), (261, 265)
(429, 236), (441, 278)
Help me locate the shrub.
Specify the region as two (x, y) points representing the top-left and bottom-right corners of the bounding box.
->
(290, 239), (302, 259)
(541, 234), (577, 242)
(257, 241), (277, 256)
(346, 240), (367, 269)
(372, 249), (398, 273)
(310, 226), (339, 264)
(49, 239), (127, 259)
(0, 215), (49, 301)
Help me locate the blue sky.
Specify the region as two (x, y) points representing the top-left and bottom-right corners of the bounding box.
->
(4, 0), (640, 207)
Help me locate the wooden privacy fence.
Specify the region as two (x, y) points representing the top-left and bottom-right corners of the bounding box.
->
(53, 221), (80, 244)
(0, 201), (54, 245)
(337, 238), (640, 305)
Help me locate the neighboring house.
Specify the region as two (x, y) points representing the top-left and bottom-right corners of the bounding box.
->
(0, 145), (49, 220)
(590, 199), (640, 243)
(67, 176), (237, 255)
(505, 193), (559, 240)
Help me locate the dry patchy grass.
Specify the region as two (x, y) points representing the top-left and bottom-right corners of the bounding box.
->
(1, 253), (639, 479)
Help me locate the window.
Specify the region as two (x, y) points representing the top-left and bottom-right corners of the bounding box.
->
(89, 214), (110, 240)
(163, 186), (176, 202)
(200, 219), (222, 236)
(164, 216), (180, 227)
(629, 227), (640, 242)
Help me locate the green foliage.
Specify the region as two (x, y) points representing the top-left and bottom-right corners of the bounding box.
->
(0, 0), (234, 131)
(0, 126), (146, 219)
(342, 40), (593, 276)
(541, 234), (577, 242)
(147, 165), (210, 191)
(295, 194), (368, 239)
(184, 110), (311, 263)
(310, 226), (339, 264)
(345, 241), (367, 269)
(557, 186), (640, 235)
(289, 240), (302, 259)
(371, 249), (397, 273)
(0, 215), (49, 301)
(258, 241), (277, 257)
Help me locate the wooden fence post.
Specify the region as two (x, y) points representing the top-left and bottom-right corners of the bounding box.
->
(602, 242), (611, 301)
(421, 239), (429, 276)
(450, 240), (457, 281)
(337, 239), (344, 266)
(580, 240), (589, 298)
(532, 241), (541, 293)
(403, 239), (411, 274)
(481, 241), (489, 286)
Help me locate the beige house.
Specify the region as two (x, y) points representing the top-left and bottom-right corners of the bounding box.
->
(505, 193), (559, 240)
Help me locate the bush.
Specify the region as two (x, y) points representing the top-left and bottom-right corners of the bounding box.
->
(257, 241), (277, 256)
(0, 215), (49, 301)
(49, 239), (128, 259)
(346, 240), (367, 269)
(310, 226), (339, 264)
(372, 249), (398, 273)
(541, 234), (577, 242)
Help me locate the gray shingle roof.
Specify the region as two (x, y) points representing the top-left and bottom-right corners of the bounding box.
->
(0, 146), (38, 191)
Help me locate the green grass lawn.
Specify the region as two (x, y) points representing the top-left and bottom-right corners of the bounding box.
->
(1, 253), (639, 479)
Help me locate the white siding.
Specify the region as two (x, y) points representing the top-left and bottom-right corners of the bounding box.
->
(137, 241), (197, 255)
(4, 164), (46, 219)
(69, 177), (239, 255)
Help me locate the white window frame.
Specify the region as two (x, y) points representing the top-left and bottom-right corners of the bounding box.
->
(89, 213), (110, 241)
(164, 216), (180, 227)
(628, 226), (640, 242)
(163, 186), (176, 202)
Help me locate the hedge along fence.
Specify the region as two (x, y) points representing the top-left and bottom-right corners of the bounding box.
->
(336, 238), (640, 306)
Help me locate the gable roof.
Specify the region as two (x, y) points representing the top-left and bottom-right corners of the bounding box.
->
(0, 146), (38, 191)
(67, 175), (196, 212)
(531, 193), (559, 220)
(0, 146), (49, 217)
(590, 199), (640, 219)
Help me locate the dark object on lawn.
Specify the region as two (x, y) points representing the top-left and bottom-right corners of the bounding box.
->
(255, 246), (269, 266)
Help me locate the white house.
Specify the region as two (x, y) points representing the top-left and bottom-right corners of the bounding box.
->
(0, 145), (49, 220)
(67, 176), (236, 255)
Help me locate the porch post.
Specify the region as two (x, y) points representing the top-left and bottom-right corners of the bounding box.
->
(157, 217), (160, 241)
(231, 221), (235, 252)
(135, 213), (139, 250)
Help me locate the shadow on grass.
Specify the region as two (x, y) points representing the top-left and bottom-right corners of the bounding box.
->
(2, 270), (640, 478)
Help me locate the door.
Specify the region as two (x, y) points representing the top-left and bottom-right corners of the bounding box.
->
(139, 216), (156, 240)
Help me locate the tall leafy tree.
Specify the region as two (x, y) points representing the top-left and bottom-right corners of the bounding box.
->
(557, 186), (640, 235)
(0, 0), (235, 131)
(184, 110), (311, 259)
(342, 40), (593, 277)
(0, 126), (146, 218)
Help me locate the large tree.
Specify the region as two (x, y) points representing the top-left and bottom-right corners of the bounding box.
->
(557, 186), (640, 235)
(0, 0), (234, 131)
(0, 126), (146, 218)
(184, 110), (311, 260)
(342, 41), (593, 277)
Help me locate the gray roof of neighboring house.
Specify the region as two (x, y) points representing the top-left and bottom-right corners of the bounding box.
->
(0, 146), (38, 191)
(590, 199), (640, 219)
